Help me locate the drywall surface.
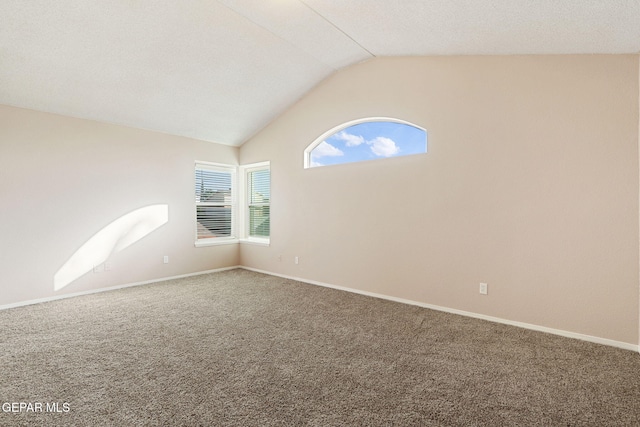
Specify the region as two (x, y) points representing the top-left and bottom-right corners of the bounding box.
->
(0, 105), (239, 306)
(240, 55), (640, 345)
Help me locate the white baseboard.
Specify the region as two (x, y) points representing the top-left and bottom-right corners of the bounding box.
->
(0, 266), (241, 311)
(241, 266), (639, 353)
(4, 265), (637, 354)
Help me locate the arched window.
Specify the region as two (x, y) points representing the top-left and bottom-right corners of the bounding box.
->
(304, 118), (427, 168)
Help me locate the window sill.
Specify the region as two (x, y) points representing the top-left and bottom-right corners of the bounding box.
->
(195, 238), (239, 247)
(239, 238), (270, 247)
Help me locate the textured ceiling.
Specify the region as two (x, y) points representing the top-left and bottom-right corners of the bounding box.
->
(1, 1), (639, 146)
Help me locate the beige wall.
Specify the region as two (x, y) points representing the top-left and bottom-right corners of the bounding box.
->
(240, 55), (640, 345)
(0, 105), (239, 306)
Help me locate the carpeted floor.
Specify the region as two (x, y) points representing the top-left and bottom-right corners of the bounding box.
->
(1, 268), (639, 426)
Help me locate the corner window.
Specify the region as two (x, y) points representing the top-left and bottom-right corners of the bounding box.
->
(194, 162), (237, 246)
(304, 118), (427, 168)
(240, 162), (270, 245)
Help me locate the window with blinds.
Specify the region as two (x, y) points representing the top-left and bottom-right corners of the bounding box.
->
(247, 168), (270, 238)
(195, 163), (236, 242)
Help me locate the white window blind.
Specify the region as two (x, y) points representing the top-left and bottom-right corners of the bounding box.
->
(248, 168), (270, 238)
(195, 163), (236, 241)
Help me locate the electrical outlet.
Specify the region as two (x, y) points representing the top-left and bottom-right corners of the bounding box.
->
(163, 255), (169, 264)
(278, 255), (282, 262)
(479, 283), (488, 295)
(294, 256), (299, 265)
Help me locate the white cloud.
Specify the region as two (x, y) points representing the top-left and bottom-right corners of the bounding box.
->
(369, 137), (399, 157)
(310, 159), (324, 167)
(313, 141), (344, 158)
(335, 130), (365, 147)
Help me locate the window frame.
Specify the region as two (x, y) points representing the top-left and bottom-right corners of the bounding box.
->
(194, 161), (238, 247)
(304, 117), (427, 169)
(239, 161), (271, 246)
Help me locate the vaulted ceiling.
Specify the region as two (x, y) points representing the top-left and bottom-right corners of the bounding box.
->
(2, 1), (639, 146)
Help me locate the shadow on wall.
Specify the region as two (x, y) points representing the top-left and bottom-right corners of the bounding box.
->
(53, 204), (169, 291)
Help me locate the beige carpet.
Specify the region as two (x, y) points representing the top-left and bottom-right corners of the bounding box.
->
(1, 268), (639, 426)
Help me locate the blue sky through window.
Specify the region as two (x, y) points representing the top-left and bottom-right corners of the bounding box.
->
(309, 121), (427, 168)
